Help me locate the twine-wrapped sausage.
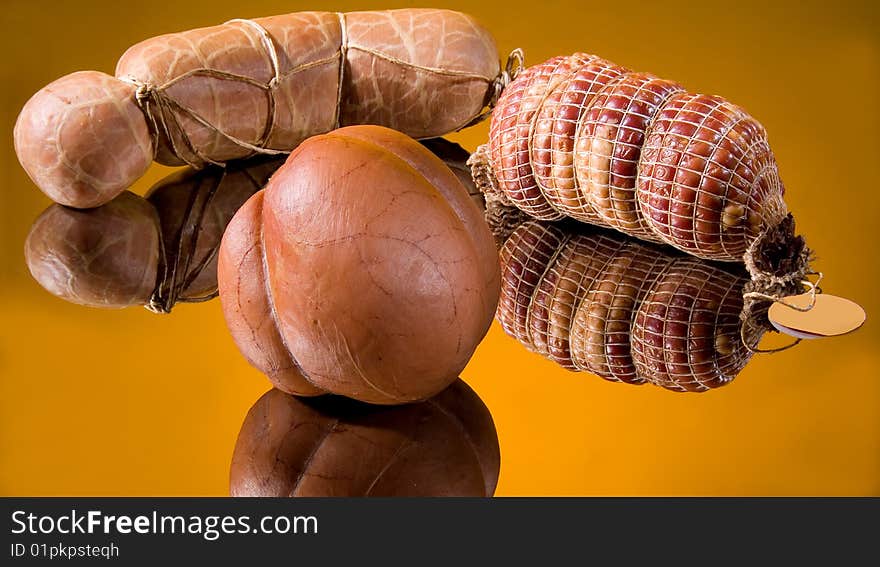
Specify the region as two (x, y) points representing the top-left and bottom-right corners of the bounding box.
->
(496, 218), (779, 392)
(471, 52), (808, 283)
(15, 9), (504, 208)
(230, 380), (500, 497)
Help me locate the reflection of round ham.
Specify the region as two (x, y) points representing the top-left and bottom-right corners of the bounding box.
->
(230, 380), (500, 497)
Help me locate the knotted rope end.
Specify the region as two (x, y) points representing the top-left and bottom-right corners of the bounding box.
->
(739, 214), (819, 354)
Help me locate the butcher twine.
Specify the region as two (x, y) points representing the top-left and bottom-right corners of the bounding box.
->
(119, 15), (522, 170)
(145, 164), (269, 314)
(145, 169), (227, 314)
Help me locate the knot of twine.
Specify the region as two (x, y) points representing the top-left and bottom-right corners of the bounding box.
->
(120, 18), (290, 169)
(145, 169), (229, 314)
(131, 81), (155, 105)
(457, 48), (525, 131)
(739, 222), (818, 354)
(491, 48), (524, 107)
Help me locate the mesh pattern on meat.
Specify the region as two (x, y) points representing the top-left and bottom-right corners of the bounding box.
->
(497, 220), (761, 391)
(487, 53), (789, 262)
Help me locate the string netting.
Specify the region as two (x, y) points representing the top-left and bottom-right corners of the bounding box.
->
(489, 53), (596, 220)
(570, 241), (675, 384)
(531, 58), (627, 224)
(574, 73), (683, 241)
(534, 231), (629, 369)
(630, 258), (754, 392)
(484, 52), (794, 266)
(636, 92), (787, 260)
(497, 222), (570, 347)
(495, 218), (762, 391)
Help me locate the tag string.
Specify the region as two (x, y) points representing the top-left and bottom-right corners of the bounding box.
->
(742, 271), (823, 311)
(740, 271), (823, 354)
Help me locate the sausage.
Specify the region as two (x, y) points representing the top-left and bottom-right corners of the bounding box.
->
(15, 9), (500, 208)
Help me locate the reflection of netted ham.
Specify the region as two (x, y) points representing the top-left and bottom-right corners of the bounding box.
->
(498, 220), (762, 392)
(480, 53), (791, 263)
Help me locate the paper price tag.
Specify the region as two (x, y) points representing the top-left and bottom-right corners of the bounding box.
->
(768, 293), (866, 339)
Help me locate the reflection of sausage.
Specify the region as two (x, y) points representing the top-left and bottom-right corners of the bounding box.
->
(420, 138), (486, 212)
(23, 137), (477, 313)
(15, 9), (499, 208)
(25, 192), (161, 309)
(230, 380), (500, 497)
(24, 157), (279, 311)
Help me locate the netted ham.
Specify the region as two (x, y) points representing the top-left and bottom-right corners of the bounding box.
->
(497, 219), (768, 392)
(474, 52), (796, 264)
(15, 9), (501, 208)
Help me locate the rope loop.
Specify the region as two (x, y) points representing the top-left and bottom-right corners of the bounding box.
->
(457, 47), (526, 131)
(121, 18), (293, 169)
(740, 271), (823, 354)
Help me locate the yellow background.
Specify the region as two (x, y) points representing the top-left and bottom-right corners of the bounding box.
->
(1, 0), (877, 495)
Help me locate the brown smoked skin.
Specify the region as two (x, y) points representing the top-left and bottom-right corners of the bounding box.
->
(218, 126), (500, 404)
(15, 9), (499, 208)
(230, 380), (501, 497)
